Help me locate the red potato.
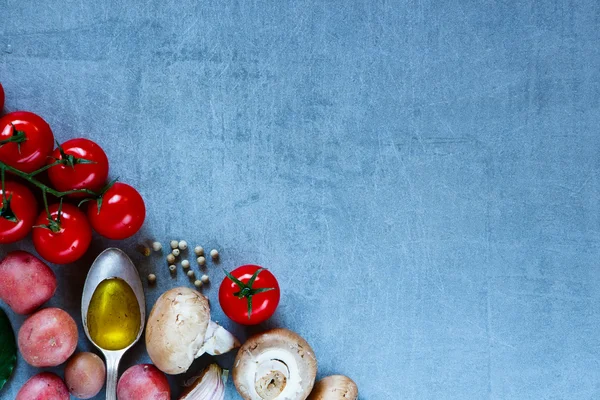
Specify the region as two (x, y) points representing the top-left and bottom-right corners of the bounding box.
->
(117, 364), (170, 400)
(0, 251), (57, 314)
(16, 372), (69, 400)
(65, 352), (106, 399)
(18, 307), (78, 367)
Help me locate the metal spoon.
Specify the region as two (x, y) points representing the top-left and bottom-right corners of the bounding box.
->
(81, 248), (146, 400)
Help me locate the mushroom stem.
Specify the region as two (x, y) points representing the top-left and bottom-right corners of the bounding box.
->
(255, 360), (289, 399)
(198, 320), (240, 357)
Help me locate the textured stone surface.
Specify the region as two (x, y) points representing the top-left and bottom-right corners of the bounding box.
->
(1, 0), (600, 399)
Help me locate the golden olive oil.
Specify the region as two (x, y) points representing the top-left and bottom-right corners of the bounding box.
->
(87, 278), (141, 350)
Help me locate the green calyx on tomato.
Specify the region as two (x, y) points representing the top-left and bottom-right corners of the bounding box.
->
(33, 197), (64, 233)
(78, 178), (118, 213)
(0, 124), (27, 151)
(0, 171), (17, 223)
(0, 194), (17, 223)
(54, 140), (96, 169)
(223, 268), (275, 320)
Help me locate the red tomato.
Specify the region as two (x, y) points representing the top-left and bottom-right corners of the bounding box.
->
(0, 181), (37, 243)
(0, 83), (4, 112)
(48, 138), (109, 197)
(33, 203), (92, 264)
(0, 111), (54, 173)
(219, 265), (280, 325)
(87, 182), (145, 240)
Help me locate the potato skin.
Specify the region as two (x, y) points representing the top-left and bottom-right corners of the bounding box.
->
(0, 251), (57, 314)
(16, 372), (69, 400)
(18, 307), (78, 367)
(117, 364), (170, 400)
(65, 352), (106, 399)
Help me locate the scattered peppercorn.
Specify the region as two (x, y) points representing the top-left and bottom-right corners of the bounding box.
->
(187, 270), (195, 278)
(181, 259), (190, 269)
(194, 280), (203, 288)
(210, 249), (219, 260)
(178, 240), (188, 250)
(152, 241), (162, 252)
(197, 256), (206, 266)
(168, 265), (176, 273)
(137, 245), (151, 257)
(201, 274), (209, 283)
(170, 240), (179, 249)
(172, 249), (180, 257)
(148, 274), (156, 284)
(194, 246), (204, 256)
(166, 254), (176, 264)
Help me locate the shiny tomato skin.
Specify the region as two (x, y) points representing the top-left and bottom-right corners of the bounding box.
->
(0, 83), (4, 112)
(33, 203), (92, 264)
(48, 138), (109, 197)
(87, 182), (145, 240)
(219, 265), (281, 325)
(0, 181), (37, 243)
(0, 111), (54, 173)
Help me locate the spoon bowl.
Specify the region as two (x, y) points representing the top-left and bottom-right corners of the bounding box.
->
(81, 248), (145, 400)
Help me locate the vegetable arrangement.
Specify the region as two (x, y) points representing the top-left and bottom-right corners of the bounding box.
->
(0, 81), (357, 400)
(0, 88), (145, 264)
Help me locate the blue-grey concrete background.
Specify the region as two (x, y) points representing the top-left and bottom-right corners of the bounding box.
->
(1, 0), (600, 399)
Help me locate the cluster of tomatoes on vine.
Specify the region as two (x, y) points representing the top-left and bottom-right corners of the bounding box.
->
(0, 83), (145, 264)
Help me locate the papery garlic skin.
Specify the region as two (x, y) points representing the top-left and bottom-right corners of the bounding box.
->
(180, 364), (226, 400)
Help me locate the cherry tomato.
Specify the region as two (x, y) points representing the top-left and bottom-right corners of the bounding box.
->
(0, 83), (4, 112)
(33, 203), (92, 264)
(87, 182), (145, 240)
(219, 265), (280, 325)
(0, 111), (54, 173)
(0, 181), (37, 243)
(48, 138), (109, 197)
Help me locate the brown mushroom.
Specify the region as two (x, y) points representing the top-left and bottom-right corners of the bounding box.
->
(307, 375), (358, 400)
(145, 287), (239, 375)
(233, 328), (317, 400)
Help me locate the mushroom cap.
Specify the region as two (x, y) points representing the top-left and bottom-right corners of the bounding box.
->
(233, 328), (318, 400)
(145, 287), (210, 374)
(307, 375), (358, 400)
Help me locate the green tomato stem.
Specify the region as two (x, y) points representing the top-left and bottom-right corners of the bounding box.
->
(0, 160), (98, 198)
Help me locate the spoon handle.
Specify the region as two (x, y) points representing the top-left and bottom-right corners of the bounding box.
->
(105, 354), (120, 400)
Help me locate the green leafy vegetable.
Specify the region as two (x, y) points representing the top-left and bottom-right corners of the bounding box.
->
(0, 308), (16, 391)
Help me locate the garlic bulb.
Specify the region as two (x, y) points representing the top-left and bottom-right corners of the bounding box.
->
(180, 364), (226, 400)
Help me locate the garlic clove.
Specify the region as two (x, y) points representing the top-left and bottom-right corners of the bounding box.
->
(180, 364), (226, 400)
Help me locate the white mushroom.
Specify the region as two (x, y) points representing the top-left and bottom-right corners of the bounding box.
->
(233, 328), (317, 400)
(307, 376), (358, 400)
(145, 287), (240, 375)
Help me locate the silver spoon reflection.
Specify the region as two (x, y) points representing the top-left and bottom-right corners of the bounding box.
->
(81, 248), (145, 400)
